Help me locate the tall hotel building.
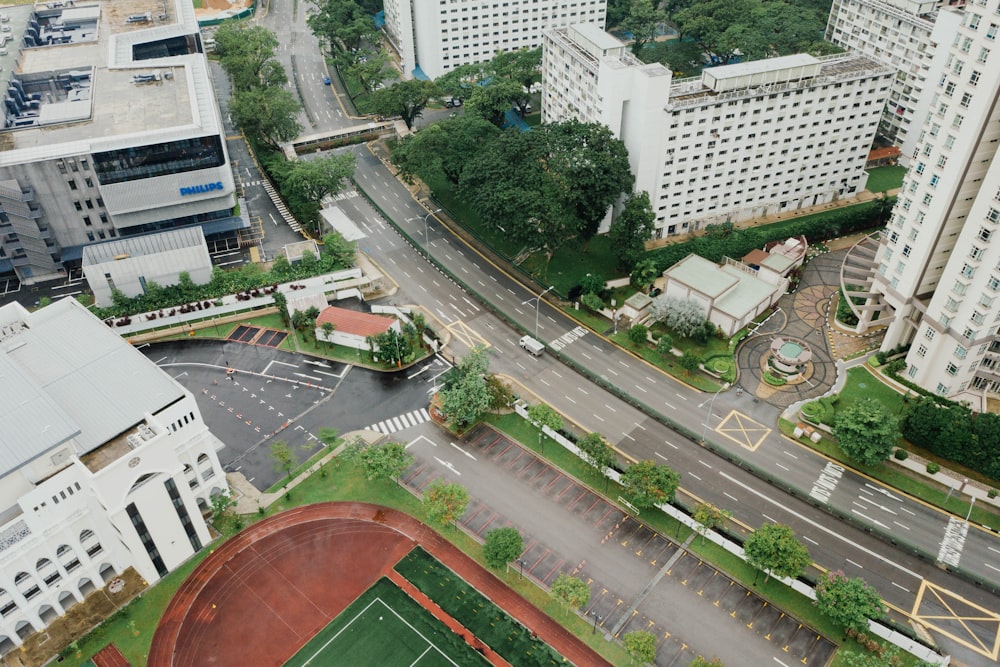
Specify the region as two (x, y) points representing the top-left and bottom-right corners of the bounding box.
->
(0, 298), (225, 654)
(853, 0), (1000, 405)
(382, 0), (606, 79)
(0, 0), (239, 285)
(825, 0), (964, 158)
(542, 25), (895, 238)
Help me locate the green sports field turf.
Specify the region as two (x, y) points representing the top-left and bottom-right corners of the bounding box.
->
(284, 578), (489, 667)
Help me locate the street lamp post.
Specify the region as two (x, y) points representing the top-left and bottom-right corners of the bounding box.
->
(407, 208), (442, 243)
(517, 559), (526, 580)
(700, 382), (730, 443)
(522, 286), (555, 339)
(590, 611), (602, 634)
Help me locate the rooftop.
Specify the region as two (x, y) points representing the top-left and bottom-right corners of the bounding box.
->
(664, 254), (739, 299)
(82, 226), (205, 266)
(0, 0), (215, 163)
(316, 306), (395, 338)
(0, 298), (183, 476)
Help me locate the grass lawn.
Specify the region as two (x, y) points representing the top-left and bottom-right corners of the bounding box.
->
(865, 166), (907, 193)
(836, 366), (907, 415)
(284, 577), (488, 667)
(608, 331), (724, 392)
(519, 234), (622, 297)
(396, 548), (566, 665)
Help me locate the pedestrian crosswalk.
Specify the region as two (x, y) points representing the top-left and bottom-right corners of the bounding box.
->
(369, 408), (431, 435)
(549, 326), (587, 351)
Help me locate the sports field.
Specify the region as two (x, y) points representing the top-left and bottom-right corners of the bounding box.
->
(284, 577), (490, 667)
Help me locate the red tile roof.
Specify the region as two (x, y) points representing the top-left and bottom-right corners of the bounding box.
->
(316, 306), (394, 338)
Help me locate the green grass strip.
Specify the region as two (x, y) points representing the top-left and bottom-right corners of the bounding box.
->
(284, 577), (488, 667)
(395, 548), (565, 666)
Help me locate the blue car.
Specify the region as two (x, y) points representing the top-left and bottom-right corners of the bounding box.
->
(323, 76), (331, 85)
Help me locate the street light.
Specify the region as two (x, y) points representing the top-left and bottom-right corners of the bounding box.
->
(407, 207), (442, 243)
(517, 559), (526, 579)
(590, 611), (602, 634)
(700, 382), (730, 443)
(521, 285), (555, 339)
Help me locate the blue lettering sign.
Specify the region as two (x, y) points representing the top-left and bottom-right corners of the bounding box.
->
(179, 181), (224, 196)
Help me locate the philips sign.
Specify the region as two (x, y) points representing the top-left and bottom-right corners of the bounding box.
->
(179, 181), (224, 196)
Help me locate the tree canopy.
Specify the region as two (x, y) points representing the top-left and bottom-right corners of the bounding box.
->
(577, 432), (616, 479)
(549, 573), (591, 614)
(743, 523), (811, 584)
(623, 0), (667, 56)
(422, 479), (470, 527)
(623, 630), (658, 664)
(459, 120), (633, 255)
(621, 460), (680, 508)
(286, 153), (356, 205)
(833, 397), (898, 466)
(231, 87), (303, 151)
(814, 571), (885, 633)
(214, 23), (286, 92)
(359, 441), (413, 482)
(365, 79), (440, 129)
(483, 527), (524, 569)
(391, 114), (500, 186)
(438, 346), (492, 429)
(609, 191), (656, 271)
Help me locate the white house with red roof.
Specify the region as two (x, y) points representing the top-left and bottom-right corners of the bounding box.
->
(314, 306), (399, 350)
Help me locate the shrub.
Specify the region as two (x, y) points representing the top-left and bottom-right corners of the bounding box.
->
(801, 397), (836, 425)
(884, 358), (906, 376)
(926, 462), (940, 475)
(580, 292), (605, 312)
(763, 372), (787, 386)
(893, 449), (909, 461)
(989, 488), (998, 499)
(628, 324), (649, 346)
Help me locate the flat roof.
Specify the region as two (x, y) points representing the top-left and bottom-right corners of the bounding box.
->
(665, 254), (738, 299)
(0, 0), (215, 163)
(709, 54), (819, 80)
(0, 299), (183, 476)
(82, 226), (205, 265)
(714, 265), (779, 319)
(568, 23), (624, 51)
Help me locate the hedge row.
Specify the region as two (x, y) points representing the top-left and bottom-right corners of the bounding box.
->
(901, 396), (1000, 480)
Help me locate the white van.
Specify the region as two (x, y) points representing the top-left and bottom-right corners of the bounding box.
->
(519, 335), (545, 356)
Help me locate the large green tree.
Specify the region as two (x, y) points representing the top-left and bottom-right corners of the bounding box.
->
(231, 87), (303, 150)
(623, 630), (657, 664)
(214, 23), (286, 92)
(814, 571), (885, 633)
(391, 114), (500, 185)
(833, 397), (898, 466)
(621, 460), (680, 509)
(359, 441), (413, 482)
(693, 502), (731, 545)
(307, 0), (378, 53)
(577, 432), (616, 482)
(337, 48), (397, 96)
(743, 523), (811, 584)
(422, 479), (470, 527)
(609, 192), (656, 271)
(438, 346), (492, 429)
(286, 153), (356, 207)
(465, 78), (523, 127)
(365, 79), (440, 130)
(483, 526), (524, 570)
(459, 120), (633, 255)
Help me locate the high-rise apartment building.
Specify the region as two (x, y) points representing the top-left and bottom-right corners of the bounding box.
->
(383, 0), (606, 80)
(0, 0), (239, 285)
(0, 298), (225, 655)
(542, 25), (895, 238)
(825, 0), (957, 156)
(852, 0), (1000, 405)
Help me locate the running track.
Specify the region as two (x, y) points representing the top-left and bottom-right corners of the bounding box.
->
(149, 502), (612, 667)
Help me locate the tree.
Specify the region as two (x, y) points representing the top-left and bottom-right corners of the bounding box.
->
(366, 79), (439, 129)
(423, 479), (470, 527)
(493, 47), (542, 116)
(743, 523), (811, 585)
(391, 114), (500, 185)
(580, 293), (605, 312)
(527, 402), (563, 449)
(307, 0), (379, 54)
(833, 397), (899, 466)
(214, 23), (286, 92)
(627, 324), (649, 346)
(651, 296), (706, 338)
(814, 571), (886, 633)
(438, 346), (492, 429)
(623, 0), (667, 56)
(230, 87), (303, 150)
(549, 573), (590, 615)
(359, 441), (413, 482)
(621, 460), (680, 508)
(609, 192), (656, 271)
(580, 272), (606, 297)
(691, 658), (725, 667)
(693, 502), (731, 544)
(272, 290), (289, 327)
(465, 78), (523, 127)
(577, 432), (616, 482)
(321, 231), (357, 268)
(210, 491), (238, 528)
(655, 334), (673, 356)
(286, 153), (356, 206)
(678, 352), (701, 376)
(483, 526), (524, 569)
(623, 630), (657, 664)
(338, 48), (397, 96)
(320, 321), (335, 346)
(484, 375), (515, 411)
(270, 441), (298, 486)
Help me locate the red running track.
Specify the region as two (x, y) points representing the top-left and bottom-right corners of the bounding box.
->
(92, 643), (131, 667)
(149, 502), (612, 667)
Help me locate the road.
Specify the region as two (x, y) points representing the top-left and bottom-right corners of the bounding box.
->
(239, 4), (1000, 662)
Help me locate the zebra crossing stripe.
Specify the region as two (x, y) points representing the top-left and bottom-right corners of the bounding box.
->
(391, 416), (404, 431)
(369, 410), (431, 434)
(419, 408), (430, 421)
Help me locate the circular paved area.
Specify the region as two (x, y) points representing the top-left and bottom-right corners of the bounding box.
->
(149, 502), (612, 667)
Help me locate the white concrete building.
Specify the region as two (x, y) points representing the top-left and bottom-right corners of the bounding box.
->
(825, 0), (964, 157)
(0, 0), (240, 285)
(849, 0), (1000, 406)
(542, 26), (895, 238)
(0, 298), (225, 654)
(383, 0), (606, 80)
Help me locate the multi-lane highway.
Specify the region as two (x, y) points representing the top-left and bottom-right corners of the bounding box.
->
(237, 4), (1000, 661)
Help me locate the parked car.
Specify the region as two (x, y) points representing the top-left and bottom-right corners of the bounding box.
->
(445, 97), (462, 108)
(323, 76), (331, 85)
